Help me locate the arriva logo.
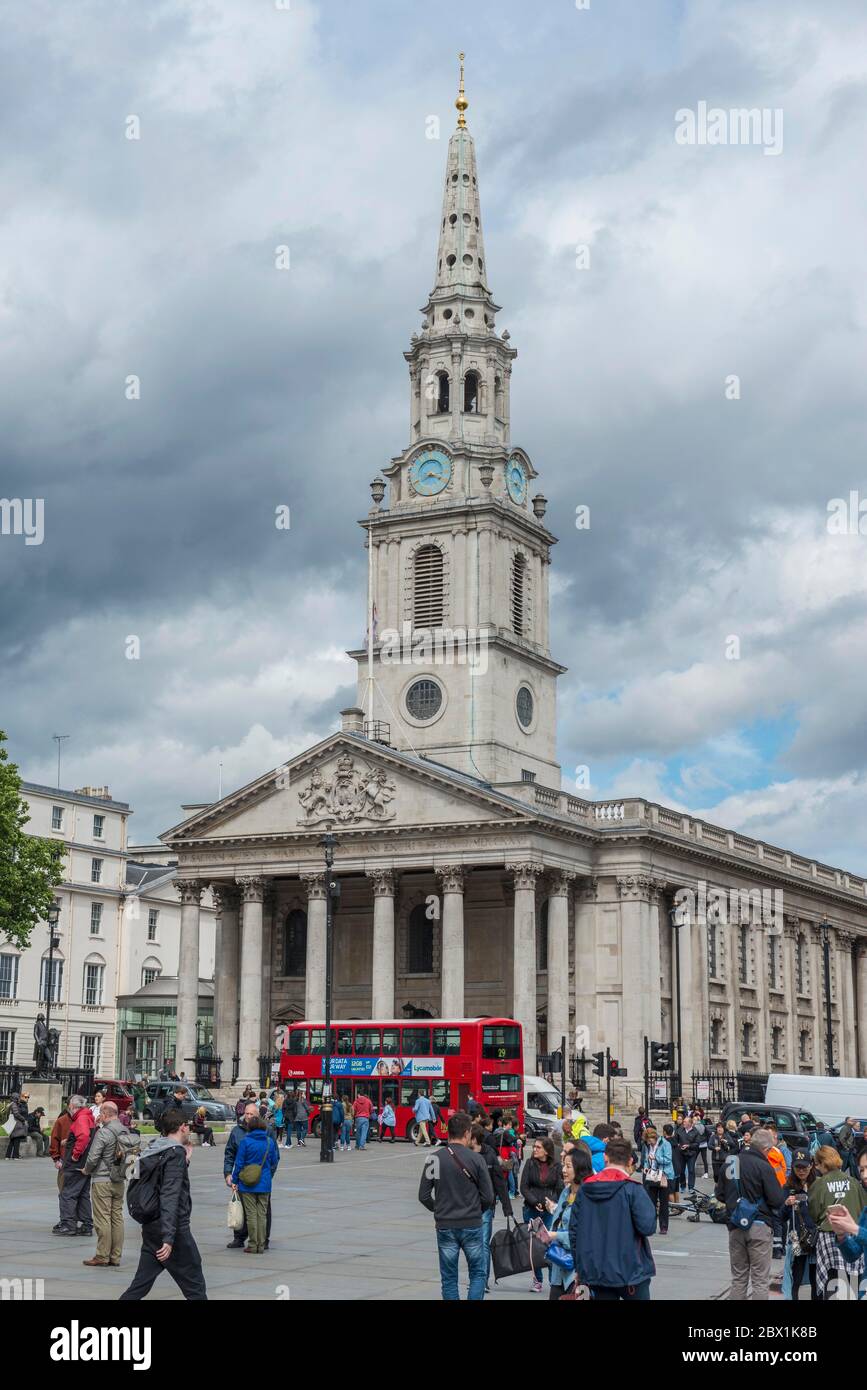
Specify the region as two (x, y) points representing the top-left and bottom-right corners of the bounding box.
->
(49, 1322), (152, 1371)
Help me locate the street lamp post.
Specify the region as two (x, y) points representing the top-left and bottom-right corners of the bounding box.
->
(820, 920), (837, 1076)
(669, 905), (684, 1101)
(319, 833), (340, 1163)
(44, 900), (61, 1075)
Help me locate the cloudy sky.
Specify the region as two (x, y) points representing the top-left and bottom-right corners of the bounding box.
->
(2, 0), (867, 869)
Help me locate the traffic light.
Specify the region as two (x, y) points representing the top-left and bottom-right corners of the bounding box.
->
(650, 1041), (671, 1071)
(608, 1057), (621, 1077)
(591, 1050), (605, 1077)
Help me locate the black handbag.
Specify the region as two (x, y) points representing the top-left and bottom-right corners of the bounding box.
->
(490, 1217), (549, 1281)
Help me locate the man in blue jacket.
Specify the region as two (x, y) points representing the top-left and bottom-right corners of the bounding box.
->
(569, 1134), (657, 1300)
(224, 1102), (272, 1251)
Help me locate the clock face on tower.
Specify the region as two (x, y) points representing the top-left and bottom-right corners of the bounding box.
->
(505, 456), (527, 505)
(409, 449), (452, 497)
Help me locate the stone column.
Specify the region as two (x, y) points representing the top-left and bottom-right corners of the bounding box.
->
(260, 888), (276, 1057)
(857, 941), (867, 1075)
(753, 918), (769, 1072)
(809, 924), (825, 1075)
(837, 930), (856, 1076)
(646, 878), (666, 1047)
(507, 862), (543, 1063)
(302, 873), (328, 1020)
(617, 876), (654, 1079)
(367, 869), (396, 1018)
(211, 883), (240, 1067)
(437, 867), (467, 1018)
(783, 918), (798, 1071)
(235, 877), (264, 1086)
(546, 871), (574, 1055)
(574, 878), (598, 1053)
(175, 881), (203, 1075)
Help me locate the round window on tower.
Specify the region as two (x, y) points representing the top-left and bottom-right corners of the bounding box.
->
(516, 686), (534, 730)
(406, 679), (444, 722)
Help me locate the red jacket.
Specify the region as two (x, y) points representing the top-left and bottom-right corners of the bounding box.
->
(68, 1106), (96, 1164)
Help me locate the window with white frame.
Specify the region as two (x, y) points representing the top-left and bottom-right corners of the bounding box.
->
(90, 902), (103, 935)
(0, 954), (19, 1000)
(80, 1034), (101, 1070)
(92, 814), (105, 839)
(91, 858), (103, 884)
(141, 963), (161, 987)
(147, 909), (159, 941)
(83, 962), (105, 1006)
(0, 1030), (15, 1066)
(39, 956), (64, 1002)
(51, 805), (64, 831)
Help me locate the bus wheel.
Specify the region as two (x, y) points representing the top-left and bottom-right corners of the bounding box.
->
(406, 1121), (419, 1144)
(311, 1117), (321, 1138)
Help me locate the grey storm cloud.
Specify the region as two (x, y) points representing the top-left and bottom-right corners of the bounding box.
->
(2, 0), (867, 865)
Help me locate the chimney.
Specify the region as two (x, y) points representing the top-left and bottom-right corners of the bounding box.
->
(340, 707), (365, 734)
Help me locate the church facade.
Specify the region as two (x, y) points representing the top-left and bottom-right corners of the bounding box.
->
(162, 77), (867, 1092)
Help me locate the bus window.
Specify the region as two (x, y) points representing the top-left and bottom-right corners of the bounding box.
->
(354, 1080), (380, 1104)
(432, 1027), (461, 1056)
(381, 1079), (399, 1109)
(308, 1081), (326, 1105)
(382, 1028), (401, 1055)
(354, 1028), (381, 1055)
(431, 1079), (451, 1108)
(309, 1029), (326, 1055)
(333, 1029), (353, 1055)
(289, 1028), (307, 1054)
(482, 1025), (520, 1060)
(483, 1073), (522, 1093)
(402, 1027), (431, 1055)
(401, 1081), (427, 1107)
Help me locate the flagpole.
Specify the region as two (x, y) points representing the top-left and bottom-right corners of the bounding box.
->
(367, 518), (374, 725)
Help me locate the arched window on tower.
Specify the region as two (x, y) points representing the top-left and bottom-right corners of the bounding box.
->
(283, 909), (307, 977)
(436, 371), (449, 414)
(414, 545), (444, 629)
(408, 903), (434, 974)
(511, 553), (527, 637)
(463, 370), (480, 414)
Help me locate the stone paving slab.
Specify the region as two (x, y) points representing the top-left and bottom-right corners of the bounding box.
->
(0, 1144), (731, 1301)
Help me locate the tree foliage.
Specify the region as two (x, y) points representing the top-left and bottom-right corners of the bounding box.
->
(0, 731), (64, 948)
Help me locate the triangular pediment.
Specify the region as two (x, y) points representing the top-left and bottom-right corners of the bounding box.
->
(161, 734), (533, 846)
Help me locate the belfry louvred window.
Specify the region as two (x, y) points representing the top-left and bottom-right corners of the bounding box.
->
(414, 545), (444, 628)
(511, 553), (527, 636)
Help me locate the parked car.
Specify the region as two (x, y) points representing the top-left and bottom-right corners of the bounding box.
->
(144, 1082), (234, 1123)
(765, 1073), (867, 1130)
(719, 1101), (818, 1152)
(90, 1079), (134, 1114)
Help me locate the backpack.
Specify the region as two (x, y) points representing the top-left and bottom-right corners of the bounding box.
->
(127, 1154), (166, 1225)
(112, 1128), (142, 1182)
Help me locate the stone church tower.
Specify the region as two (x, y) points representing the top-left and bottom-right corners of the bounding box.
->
(350, 60), (565, 788)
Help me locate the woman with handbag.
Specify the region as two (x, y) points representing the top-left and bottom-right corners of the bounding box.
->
(230, 1115), (280, 1255)
(543, 1145), (591, 1300)
(640, 1125), (675, 1235)
(520, 1136), (563, 1292)
(783, 1151), (818, 1300)
(4, 1092), (29, 1159)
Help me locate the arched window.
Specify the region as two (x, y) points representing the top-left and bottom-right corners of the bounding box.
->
(408, 903), (434, 974)
(414, 545), (444, 628)
(283, 909), (307, 977)
(463, 370), (480, 413)
(141, 957), (162, 988)
(436, 371), (449, 414)
(537, 900), (549, 972)
(511, 553), (527, 636)
(83, 953), (106, 1006)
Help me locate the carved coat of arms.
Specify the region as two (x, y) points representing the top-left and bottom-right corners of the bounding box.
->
(298, 753), (396, 826)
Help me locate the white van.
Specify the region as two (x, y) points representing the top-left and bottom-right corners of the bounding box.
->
(524, 1075), (562, 1132)
(764, 1073), (867, 1129)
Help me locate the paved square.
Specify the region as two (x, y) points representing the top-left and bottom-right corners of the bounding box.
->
(0, 1144), (733, 1301)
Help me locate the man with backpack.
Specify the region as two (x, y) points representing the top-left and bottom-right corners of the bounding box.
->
(120, 1108), (207, 1300)
(81, 1100), (139, 1267)
(53, 1095), (96, 1237)
(714, 1127), (786, 1300)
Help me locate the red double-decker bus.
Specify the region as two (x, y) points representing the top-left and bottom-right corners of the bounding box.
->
(277, 1017), (523, 1141)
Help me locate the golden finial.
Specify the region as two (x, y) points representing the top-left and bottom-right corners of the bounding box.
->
(456, 51), (468, 128)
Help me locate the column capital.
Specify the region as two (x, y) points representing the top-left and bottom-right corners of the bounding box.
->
(236, 875), (265, 904)
(366, 868), (396, 897)
(617, 873), (654, 901)
(837, 928), (856, 950)
(783, 915), (801, 940)
(210, 881), (239, 914)
(506, 861), (544, 890)
(300, 871), (327, 901)
(176, 879), (204, 906)
(576, 875), (598, 903)
(547, 869), (576, 898)
(436, 865), (467, 894)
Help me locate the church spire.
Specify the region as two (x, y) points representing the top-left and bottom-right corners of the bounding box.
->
(428, 55), (494, 319)
(455, 50), (468, 128)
